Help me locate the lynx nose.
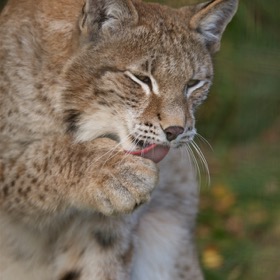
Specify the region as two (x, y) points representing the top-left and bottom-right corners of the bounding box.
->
(164, 126), (184, 141)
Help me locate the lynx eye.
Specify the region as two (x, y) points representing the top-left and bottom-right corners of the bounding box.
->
(187, 79), (200, 88)
(135, 75), (152, 86)
(124, 71), (157, 95)
(184, 79), (206, 98)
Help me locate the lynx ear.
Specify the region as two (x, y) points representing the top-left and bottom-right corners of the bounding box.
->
(189, 0), (238, 53)
(79, 0), (138, 41)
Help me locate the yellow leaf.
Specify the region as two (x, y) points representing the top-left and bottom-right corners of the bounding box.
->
(212, 184), (236, 213)
(202, 247), (224, 269)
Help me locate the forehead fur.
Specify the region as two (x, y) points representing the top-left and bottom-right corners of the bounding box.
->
(104, 1), (199, 48)
(134, 1), (191, 28)
(99, 3), (209, 61)
(84, 4), (211, 76)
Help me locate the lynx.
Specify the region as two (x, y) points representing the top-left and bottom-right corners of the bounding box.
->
(0, 0), (237, 279)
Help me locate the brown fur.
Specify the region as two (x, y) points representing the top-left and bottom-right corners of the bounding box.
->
(0, 0), (238, 279)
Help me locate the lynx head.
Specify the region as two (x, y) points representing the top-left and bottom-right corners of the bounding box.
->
(62, 0), (237, 161)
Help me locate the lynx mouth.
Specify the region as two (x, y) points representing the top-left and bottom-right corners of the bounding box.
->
(126, 140), (170, 163)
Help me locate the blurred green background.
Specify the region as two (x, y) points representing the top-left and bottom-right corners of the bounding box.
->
(1, 0), (280, 279)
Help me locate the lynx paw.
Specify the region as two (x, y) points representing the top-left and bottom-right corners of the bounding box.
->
(78, 143), (159, 215)
(95, 155), (158, 215)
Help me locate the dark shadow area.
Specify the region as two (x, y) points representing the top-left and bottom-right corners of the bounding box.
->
(0, 0), (7, 11)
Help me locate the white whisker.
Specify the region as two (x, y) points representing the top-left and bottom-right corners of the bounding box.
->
(186, 143), (202, 185)
(195, 133), (213, 152)
(190, 141), (211, 187)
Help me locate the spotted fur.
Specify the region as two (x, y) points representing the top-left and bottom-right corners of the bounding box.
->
(0, 0), (237, 279)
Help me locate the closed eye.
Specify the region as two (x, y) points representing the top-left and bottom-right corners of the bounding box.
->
(124, 71), (154, 95)
(134, 75), (152, 87)
(187, 79), (200, 87)
(125, 71), (150, 85)
(184, 80), (206, 98)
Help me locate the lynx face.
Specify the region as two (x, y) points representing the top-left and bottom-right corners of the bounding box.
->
(62, 0), (236, 160)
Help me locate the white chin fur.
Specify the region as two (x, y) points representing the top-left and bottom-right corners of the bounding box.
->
(75, 112), (119, 143)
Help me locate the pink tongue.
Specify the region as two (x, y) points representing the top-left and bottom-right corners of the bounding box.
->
(126, 144), (170, 163)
